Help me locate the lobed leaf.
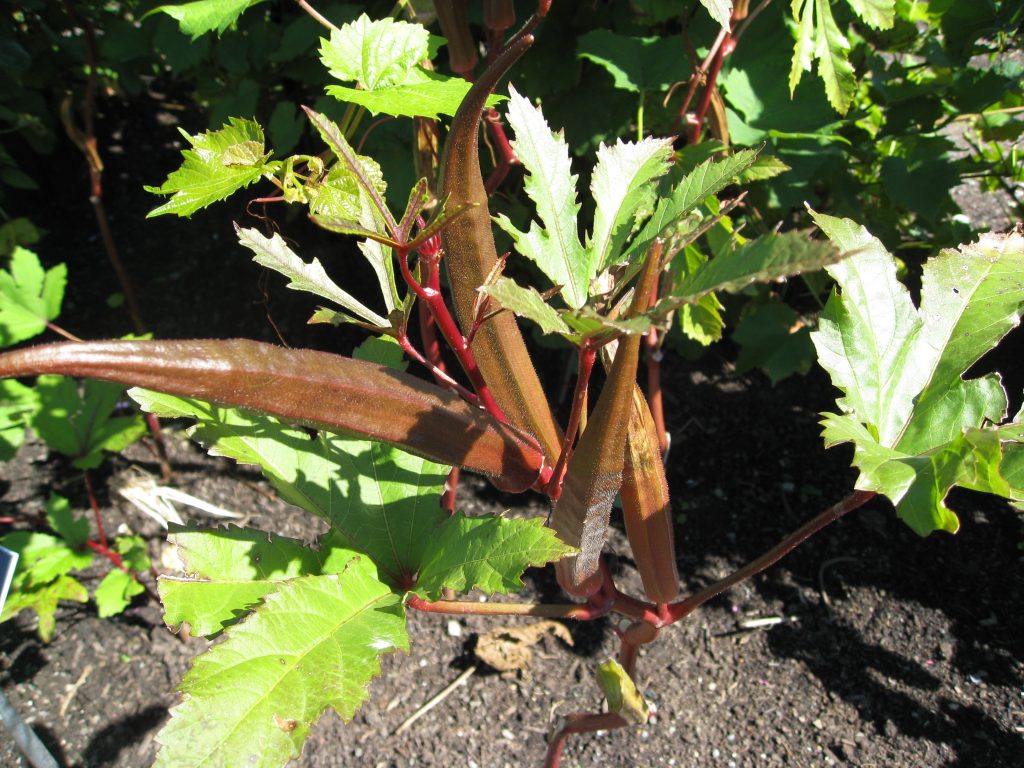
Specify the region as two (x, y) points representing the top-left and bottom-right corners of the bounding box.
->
(145, 118), (279, 218)
(495, 86), (590, 309)
(0, 378), (38, 461)
(811, 217), (1024, 534)
(154, 560), (408, 768)
(94, 568), (145, 618)
(29, 376), (147, 469)
(236, 226), (388, 327)
(0, 574), (88, 642)
(589, 137), (674, 271)
(0, 247), (66, 346)
(327, 77), (501, 120)
(319, 14), (429, 91)
(146, 0), (264, 40)
(622, 150), (758, 267)
(415, 514), (575, 599)
(159, 524), (343, 637)
(699, 0), (733, 29)
(668, 230), (843, 307)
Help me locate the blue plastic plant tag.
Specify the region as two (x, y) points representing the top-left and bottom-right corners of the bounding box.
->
(0, 545), (19, 614)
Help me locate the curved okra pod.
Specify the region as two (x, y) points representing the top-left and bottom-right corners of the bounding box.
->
(438, 22), (563, 465)
(0, 339), (546, 493)
(621, 386), (679, 603)
(551, 244), (664, 595)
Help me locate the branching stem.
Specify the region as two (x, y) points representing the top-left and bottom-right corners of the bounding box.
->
(665, 490), (876, 622)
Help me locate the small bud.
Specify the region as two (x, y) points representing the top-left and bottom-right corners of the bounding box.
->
(434, 0), (478, 78)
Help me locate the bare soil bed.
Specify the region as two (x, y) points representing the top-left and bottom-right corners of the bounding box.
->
(1, 88), (1022, 768)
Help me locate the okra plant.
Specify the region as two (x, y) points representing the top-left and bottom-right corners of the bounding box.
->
(2, 2), (1023, 767)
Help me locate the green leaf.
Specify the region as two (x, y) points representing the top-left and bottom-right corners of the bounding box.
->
(236, 226), (388, 327)
(481, 278), (572, 337)
(128, 392), (450, 586)
(352, 335), (407, 371)
(116, 534), (152, 573)
(327, 75), (500, 120)
(319, 14), (428, 90)
(589, 137), (674, 271)
(623, 150), (758, 266)
(733, 299), (815, 383)
(576, 31), (689, 93)
(811, 219), (1024, 534)
(0, 247), (66, 346)
(494, 86), (589, 309)
(669, 230), (843, 305)
(30, 376), (146, 469)
(0, 575), (88, 642)
(145, 118), (280, 218)
(154, 560), (408, 768)
(94, 568), (144, 618)
(146, 0), (264, 40)
(0, 378), (38, 460)
(0, 531), (93, 587)
(846, 0), (895, 30)
(699, 0), (733, 29)
(737, 155), (792, 183)
(789, 0), (857, 114)
(46, 494), (90, 549)
(160, 524), (337, 637)
(415, 513), (575, 599)
(597, 659), (650, 725)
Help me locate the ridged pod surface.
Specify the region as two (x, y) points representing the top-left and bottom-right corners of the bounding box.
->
(620, 386), (679, 602)
(0, 339), (546, 492)
(438, 26), (563, 465)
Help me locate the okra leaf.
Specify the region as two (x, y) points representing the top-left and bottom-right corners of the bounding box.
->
(327, 75), (496, 120)
(45, 494), (90, 549)
(0, 531), (93, 587)
(129, 390), (449, 585)
(145, 118), (280, 218)
(0, 247), (66, 346)
(733, 300), (815, 383)
(589, 137), (674, 271)
(0, 574), (88, 642)
(481, 278), (573, 337)
(494, 86), (590, 309)
(846, 0), (895, 30)
(622, 150), (758, 266)
(30, 375), (146, 469)
(146, 0), (263, 40)
(576, 31), (689, 93)
(0, 378), (38, 461)
(812, 217), (1024, 534)
(698, 0), (733, 29)
(159, 524), (339, 637)
(789, 0), (857, 114)
(236, 226), (389, 327)
(319, 14), (429, 91)
(664, 230), (843, 308)
(154, 560), (407, 768)
(415, 514), (575, 599)
(94, 568), (145, 618)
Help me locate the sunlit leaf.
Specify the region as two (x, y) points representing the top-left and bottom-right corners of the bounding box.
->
(145, 118), (280, 217)
(154, 559), (408, 768)
(0, 247), (65, 346)
(319, 14), (428, 90)
(146, 0), (264, 40)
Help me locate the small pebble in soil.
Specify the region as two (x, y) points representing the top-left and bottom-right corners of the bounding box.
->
(446, 620), (462, 637)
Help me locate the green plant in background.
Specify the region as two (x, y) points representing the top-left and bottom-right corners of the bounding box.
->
(0, 246), (150, 638)
(0, 4), (1021, 766)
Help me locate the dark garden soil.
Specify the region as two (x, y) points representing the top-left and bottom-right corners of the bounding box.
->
(1, 89), (1023, 768)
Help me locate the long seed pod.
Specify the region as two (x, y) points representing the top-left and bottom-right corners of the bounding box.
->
(620, 386), (679, 603)
(552, 244), (663, 595)
(0, 339), (545, 492)
(433, 0), (478, 79)
(439, 23), (563, 465)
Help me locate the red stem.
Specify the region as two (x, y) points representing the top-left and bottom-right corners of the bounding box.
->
(483, 109), (520, 195)
(398, 249), (509, 423)
(545, 344), (598, 498)
(397, 333), (479, 404)
(689, 31), (732, 145)
(83, 471), (108, 550)
(544, 712), (629, 768)
(407, 594), (607, 621)
(645, 329), (668, 455)
(665, 490), (876, 622)
(441, 467), (460, 514)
